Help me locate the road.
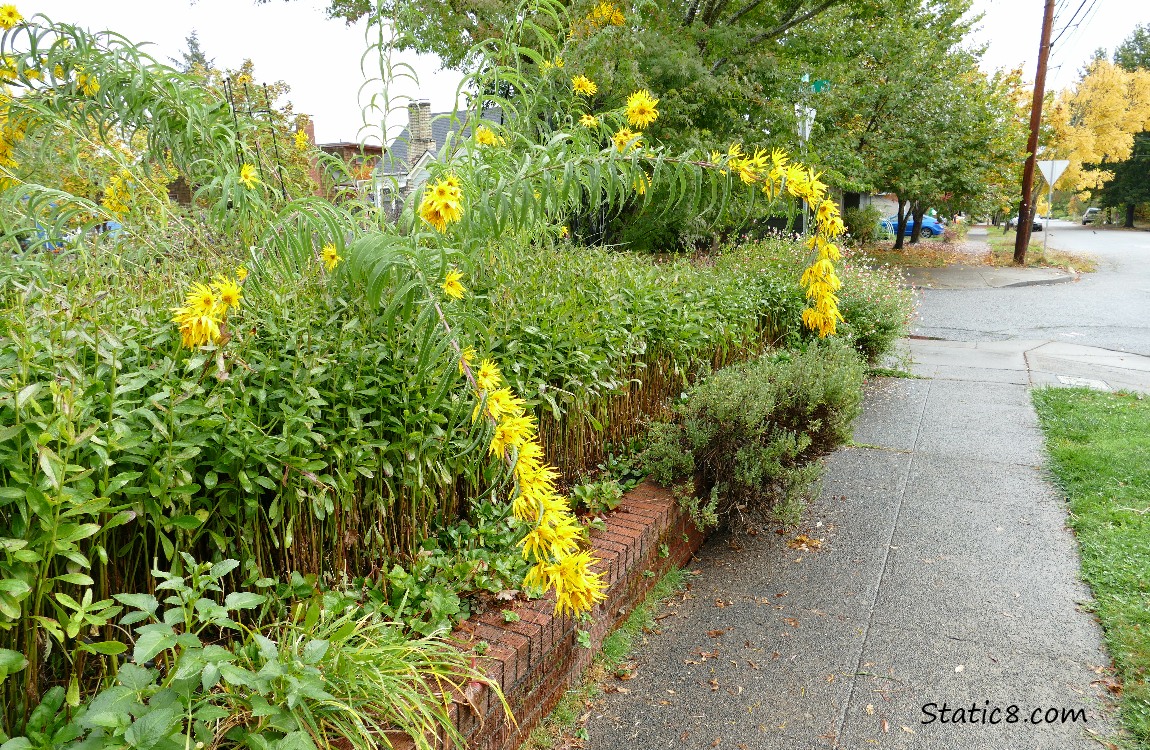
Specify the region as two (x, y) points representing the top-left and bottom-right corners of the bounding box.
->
(914, 220), (1150, 355)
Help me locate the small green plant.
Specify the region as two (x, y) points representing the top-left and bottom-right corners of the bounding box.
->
(576, 629), (592, 649)
(658, 543), (669, 559)
(473, 640), (489, 656)
(570, 479), (624, 515)
(501, 609), (520, 623)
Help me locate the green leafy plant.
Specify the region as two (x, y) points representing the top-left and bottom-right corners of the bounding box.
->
(645, 340), (865, 530)
(570, 479), (624, 516)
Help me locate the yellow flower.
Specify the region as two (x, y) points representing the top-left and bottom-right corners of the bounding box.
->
(572, 75), (597, 96)
(458, 346), (477, 375)
(293, 130), (309, 150)
(520, 513), (583, 561)
(77, 72), (99, 96)
(183, 282), (217, 316)
(0, 5), (22, 30)
(625, 90), (659, 128)
(239, 163), (259, 189)
(418, 177), (463, 231)
(474, 125), (503, 146)
(475, 359), (502, 392)
(321, 243), (342, 272)
(579, 113), (599, 128)
(613, 128), (641, 152)
(560, 225), (570, 238)
(236, 265), (248, 281)
(212, 277), (243, 310)
(172, 311), (223, 349)
(551, 551), (607, 615)
(443, 268), (466, 299)
(490, 412), (536, 456)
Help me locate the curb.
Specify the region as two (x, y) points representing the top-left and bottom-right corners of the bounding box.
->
(432, 482), (706, 750)
(900, 272), (1078, 291)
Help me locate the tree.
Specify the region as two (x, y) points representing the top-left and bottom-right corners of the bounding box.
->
(1093, 25), (1150, 227)
(1115, 24), (1150, 72)
(171, 30), (214, 74)
(1045, 58), (1150, 196)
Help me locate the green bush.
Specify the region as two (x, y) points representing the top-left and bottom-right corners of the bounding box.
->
(835, 259), (914, 364)
(843, 205), (883, 246)
(644, 340), (864, 529)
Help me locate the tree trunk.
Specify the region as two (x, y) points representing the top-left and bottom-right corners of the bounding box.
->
(909, 202), (925, 245)
(893, 197), (909, 250)
(1126, 203), (1136, 228)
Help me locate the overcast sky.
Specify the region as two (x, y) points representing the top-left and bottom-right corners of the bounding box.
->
(26, 0), (1147, 144)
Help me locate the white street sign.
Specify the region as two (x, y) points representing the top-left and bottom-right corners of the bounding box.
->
(1037, 159), (1070, 188)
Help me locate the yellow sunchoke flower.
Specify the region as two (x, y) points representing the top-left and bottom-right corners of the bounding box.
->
(458, 346), (476, 375)
(474, 125), (503, 146)
(625, 90), (659, 128)
(236, 265), (248, 281)
(294, 130), (309, 150)
(212, 277), (243, 310)
(443, 268), (466, 299)
(579, 113), (599, 128)
(321, 243), (342, 272)
(0, 5), (21, 29)
(572, 75), (597, 96)
(475, 359), (502, 392)
(418, 177), (464, 231)
(239, 163), (259, 189)
(613, 128), (641, 152)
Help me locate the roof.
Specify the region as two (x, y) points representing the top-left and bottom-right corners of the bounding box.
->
(380, 108), (504, 175)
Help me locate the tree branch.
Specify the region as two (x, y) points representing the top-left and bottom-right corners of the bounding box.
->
(710, 0), (845, 74)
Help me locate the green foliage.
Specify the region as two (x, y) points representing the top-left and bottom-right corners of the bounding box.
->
(570, 479), (623, 515)
(645, 340), (865, 529)
(834, 260), (914, 364)
(843, 205), (882, 246)
(2, 554), (496, 750)
(1032, 389), (1150, 745)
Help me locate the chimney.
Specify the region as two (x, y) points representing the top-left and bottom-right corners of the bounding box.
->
(408, 100), (434, 161)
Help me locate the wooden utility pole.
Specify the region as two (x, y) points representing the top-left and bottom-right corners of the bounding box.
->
(1015, 0), (1057, 265)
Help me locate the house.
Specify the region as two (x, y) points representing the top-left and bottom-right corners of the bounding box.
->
(316, 136), (384, 202)
(377, 101), (503, 213)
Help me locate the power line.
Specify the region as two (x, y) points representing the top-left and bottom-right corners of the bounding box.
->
(1051, 0), (1099, 49)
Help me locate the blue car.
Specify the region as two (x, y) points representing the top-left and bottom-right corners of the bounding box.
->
(880, 214), (946, 237)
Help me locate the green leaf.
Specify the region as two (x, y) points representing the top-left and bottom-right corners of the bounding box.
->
(166, 515), (203, 530)
(116, 663), (154, 691)
(300, 639), (328, 665)
(0, 648), (28, 677)
(132, 629), (175, 664)
(124, 704), (180, 748)
(79, 640), (128, 656)
(224, 592), (265, 611)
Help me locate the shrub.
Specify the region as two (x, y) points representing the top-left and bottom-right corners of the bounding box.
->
(644, 339), (864, 530)
(835, 260), (915, 364)
(843, 205), (883, 246)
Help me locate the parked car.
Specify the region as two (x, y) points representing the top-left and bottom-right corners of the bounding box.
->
(1007, 215), (1044, 232)
(880, 214), (946, 237)
(1082, 207), (1101, 225)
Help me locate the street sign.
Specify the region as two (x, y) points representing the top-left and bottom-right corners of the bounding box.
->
(1037, 159), (1070, 188)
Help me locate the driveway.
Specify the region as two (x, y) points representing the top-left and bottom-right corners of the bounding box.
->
(914, 220), (1150, 355)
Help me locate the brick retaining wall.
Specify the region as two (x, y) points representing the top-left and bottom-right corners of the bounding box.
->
(442, 481), (705, 750)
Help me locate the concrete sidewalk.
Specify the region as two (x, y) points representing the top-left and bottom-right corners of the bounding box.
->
(905, 338), (1150, 393)
(901, 265), (1077, 290)
(587, 374), (1116, 748)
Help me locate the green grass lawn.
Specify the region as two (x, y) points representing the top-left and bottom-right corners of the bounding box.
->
(1033, 388), (1150, 746)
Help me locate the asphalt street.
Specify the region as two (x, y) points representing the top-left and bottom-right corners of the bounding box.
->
(914, 220), (1150, 355)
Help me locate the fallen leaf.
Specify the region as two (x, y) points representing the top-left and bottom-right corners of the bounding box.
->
(826, 673), (835, 683)
(680, 731), (689, 741)
(901, 726), (914, 734)
(865, 704), (874, 715)
(709, 679), (720, 691)
(882, 720), (889, 733)
(955, 665), (964, 673)
(715, 599), (733, 608)
(782, 617), (800, 628)
(747, 661), (760, 670)
(787, 534), (823, 551)
(707, 629), (728, 638)
(776, 591), (788, 598)
(495, 589), (519, 601)
(711, 739), (722, 747)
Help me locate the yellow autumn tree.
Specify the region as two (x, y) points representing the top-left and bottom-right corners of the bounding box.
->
(1047, 58), (1150, 193)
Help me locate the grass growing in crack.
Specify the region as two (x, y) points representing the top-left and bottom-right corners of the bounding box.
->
(866, 367), (925, 379)
(1032, 388), (1150, 746)
(520, 567), (689, 749)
